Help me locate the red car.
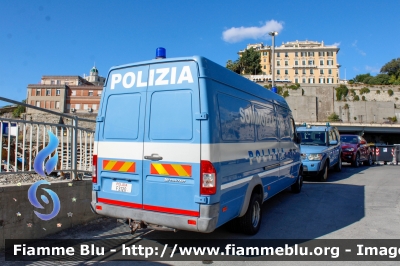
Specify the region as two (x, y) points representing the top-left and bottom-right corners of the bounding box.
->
(340, 134), (373, 167)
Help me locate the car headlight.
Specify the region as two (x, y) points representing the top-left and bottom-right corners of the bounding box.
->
(343, 148), (354, 152)
(308, 153), (323, 161)
(301, 153), (307, 160)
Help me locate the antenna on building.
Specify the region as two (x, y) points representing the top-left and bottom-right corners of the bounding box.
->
(345, 68), (347, 81)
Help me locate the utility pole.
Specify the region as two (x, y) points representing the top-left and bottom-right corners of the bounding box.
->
(269, 31), (278, 92)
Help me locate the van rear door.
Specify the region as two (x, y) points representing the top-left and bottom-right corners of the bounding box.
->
(142, 61), (201, 217)
(96, 61), (201, 217)
(96, 65), (149, 208)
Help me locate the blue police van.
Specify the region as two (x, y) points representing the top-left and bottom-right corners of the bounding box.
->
(91, 48), (303, 235)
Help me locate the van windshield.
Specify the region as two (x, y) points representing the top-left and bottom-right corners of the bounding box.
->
(299, 131), (326, 146)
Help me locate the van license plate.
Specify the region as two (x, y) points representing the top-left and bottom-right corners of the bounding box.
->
(111, 182), (132, 193)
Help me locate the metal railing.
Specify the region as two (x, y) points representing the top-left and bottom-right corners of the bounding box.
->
(0, 96), (95, 180)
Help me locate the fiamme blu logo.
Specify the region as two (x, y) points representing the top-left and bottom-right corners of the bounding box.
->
(28, 130), (61, 221)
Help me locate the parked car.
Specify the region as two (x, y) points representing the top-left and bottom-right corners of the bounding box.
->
(297, 123), (342, 181)
(340, 134), (373, 167)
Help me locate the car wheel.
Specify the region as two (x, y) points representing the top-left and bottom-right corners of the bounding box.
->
(364, 153), (373, 166)
(319, 162), (328, 182)
(334, 155), (342, 172)
(291, 172), (303, 193)
(352, 153), (360, 167)
(237, 192), (262, 235)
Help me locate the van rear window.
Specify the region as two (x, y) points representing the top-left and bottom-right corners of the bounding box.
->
(149, 90), (193, 140)
(103, 93), (141, 140)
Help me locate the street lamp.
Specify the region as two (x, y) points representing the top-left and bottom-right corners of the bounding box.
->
(268, 31), (278, 92)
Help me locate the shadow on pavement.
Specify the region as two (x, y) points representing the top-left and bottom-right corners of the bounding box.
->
(144, 167), (365, 241)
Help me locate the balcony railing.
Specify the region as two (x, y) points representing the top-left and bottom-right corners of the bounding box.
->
(292, 65), (318, 68)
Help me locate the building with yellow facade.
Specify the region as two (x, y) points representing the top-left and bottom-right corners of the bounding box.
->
(239, 40), (340, 84)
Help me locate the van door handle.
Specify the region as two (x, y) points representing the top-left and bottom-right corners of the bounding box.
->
(144, 153), (163, 161)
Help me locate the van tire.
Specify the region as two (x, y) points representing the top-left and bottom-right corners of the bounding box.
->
(291, 173), (303, 193)
(237, 192), (262, 235)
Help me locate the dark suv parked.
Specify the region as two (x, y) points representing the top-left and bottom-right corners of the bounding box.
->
(340, 134), (373, 167)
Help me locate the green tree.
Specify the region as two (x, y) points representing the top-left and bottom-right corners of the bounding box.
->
(353, 73), (372, 83)
(363, 76), (373, 84)
(282, 90), (289, 98)
(359, 87), (370, 94)
(335, 85), (349, 101)
(288, 83), (300, 90)
(277, 86), (284, 95)
(240, 47), (262, 75)
(389, 74), (397, 84)
(12, 100), (26, 118)
(263, 84), (272, 89)
(328, 112), (340, 122)
(380, 58), (400, 78)
(226, 59), (240, 74)
(389, 75), (400, 85)
(369, 74), (390, 85)
(388, 89), (394, 96)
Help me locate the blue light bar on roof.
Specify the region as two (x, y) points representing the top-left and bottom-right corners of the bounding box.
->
(156, 47), (166, 59)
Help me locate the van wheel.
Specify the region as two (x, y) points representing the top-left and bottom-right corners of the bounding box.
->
(334, 156), (342, 172)
(291, 173), (303, 193)
(237, 192), (262, 235)
(319, 162), (328, 182)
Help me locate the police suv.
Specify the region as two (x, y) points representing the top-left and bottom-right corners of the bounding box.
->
(91, 48), (303, 235)
(296, 123), (342, 181)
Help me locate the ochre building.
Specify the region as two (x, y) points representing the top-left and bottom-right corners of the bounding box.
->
(239, 40), (340, 84)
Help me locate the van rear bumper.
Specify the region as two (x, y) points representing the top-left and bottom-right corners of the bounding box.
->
(91, 200), (219, 233)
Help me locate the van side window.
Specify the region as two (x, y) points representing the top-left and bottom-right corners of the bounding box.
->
(277, 110), (291, 140)
(149, 90), (193, 140)
(217, 93), (254, 141)
(103, 93), (141, 140)
(254, 105), (277, 141)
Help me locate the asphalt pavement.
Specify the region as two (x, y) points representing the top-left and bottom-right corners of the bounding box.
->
(2, 163), (400, 265)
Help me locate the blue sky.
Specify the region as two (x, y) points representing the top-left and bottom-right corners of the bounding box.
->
(1, 0), (399, 103)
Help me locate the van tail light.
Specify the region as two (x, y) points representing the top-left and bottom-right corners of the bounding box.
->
(92, 155), (98, 184)
(200, 160), (216, 195)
